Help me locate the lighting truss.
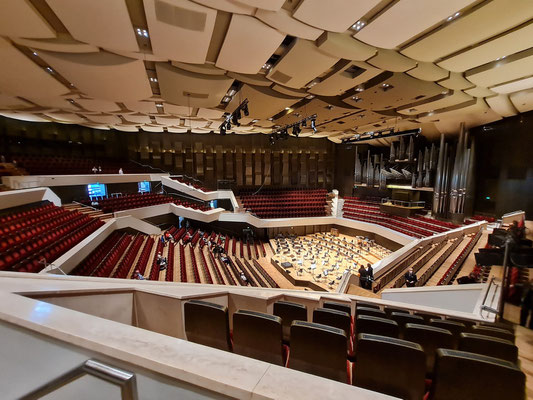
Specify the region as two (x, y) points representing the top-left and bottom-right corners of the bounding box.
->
(219, 98), (249, 135)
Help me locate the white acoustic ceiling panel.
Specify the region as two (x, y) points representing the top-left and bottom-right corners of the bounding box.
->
(367, 49), (417, 72)
(0, 94), (33, 110)
(232, 0), (284, 12)
(144, 0), (217, 63)
(163, 103), (190, 115)
(406, 62), (449, 82)
(123, 114), (152, 124)
(155, 116), (182, 125)
(463, 86), (495, 98)
(46, 0), (139, 52)
(255, 8), (324, 40)
(75, 99), (121, 113)
(271, 84), (307, 98)
(123, 101), (159, 114)
(113, 125), (139, 132)
(438, 72), (475, 90)
(0, 0), (55, 39)
(310, 61), (382, 96)
(438, 21), (533, 72)
(85, 114), (122, 125)
(397, 91), (473, 115)
(465, 51), (533, 87)
(227, 72), (273, 87)
(486, 95), (518, 117)
(191, 0), (255, 14)
(141, 125), (165, 132)
(216, 14), (285, 74)
(316, 32), (376, 61)
(509, 89), (533, 113)
(156, 63), (234, 108)
(266, 39), (339, 89)
(28, 97), (79, 111)
(491, 76), (533, 94)
(355, 0), (475, 49)
(172, 61), (226, 76)
(0, 112), (50, 122)
(45, 112), (86, 123)
(38, 50), (153, 102)
(13, 37), (99, 53)
(197, 108), (225, 119)
(0, 38), (68, 99)
(292, 0), (381, 33)
(401, 0), (533, 62)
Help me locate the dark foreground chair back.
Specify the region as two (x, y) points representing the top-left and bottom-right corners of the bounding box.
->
(384, 306), (410, 317)
(313, 307), (351, 337)
(289, 321), (348, 383)
(471, 325), (515, 343)
(273, 300), (307, 342)
(357, 302), (380, 310)
(429, 319), (465, 342)
(414, 311), (441, 324)
(446, 317), (477, 331)
(390, 312), (424, 337)
(459, 333), (518, 364)
(356, 315), (399, 338)
(233, 310), (284, 365)
(354, 333), (426, 400)
(356, 306), (387, 319)
(323, 301), (352, 316)
(184, 300), (231, 351)
(404, 323), (455, 375)
(430, 349), (525, 400)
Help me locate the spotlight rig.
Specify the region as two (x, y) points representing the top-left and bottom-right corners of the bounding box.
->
(341, 128), (421, 144)
(269, 114), (317, 144)
(219, 98), (249, 135)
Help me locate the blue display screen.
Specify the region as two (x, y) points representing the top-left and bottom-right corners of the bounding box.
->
(87, 183), (106, 198)
(138, 181), (151, 193)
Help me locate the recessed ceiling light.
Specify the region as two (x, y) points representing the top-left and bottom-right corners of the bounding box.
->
(227, 89), (236, 96)
(156, 103), (163, 108)
(251, 119), (258, 123)
(32, 52), (38, 56)
(351, 96), (362, 102)
(262, 63), (272, 70)
(306, 94), (315, 99)
(45, 67), (53, 73)
(268, 117), (274, 121)
(222, 96), (231, 103)
(285, 107), (290, 110)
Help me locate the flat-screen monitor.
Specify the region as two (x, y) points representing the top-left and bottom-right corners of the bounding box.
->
(138, 181), (150, 193)
(88, 183), (106, 199)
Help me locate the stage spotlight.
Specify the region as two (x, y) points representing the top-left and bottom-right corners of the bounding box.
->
(220, 124), (226, 135)
(269, 135), (275, 145)
(232, 113), (240, 126)
(311, 118), (317, 132)
(243, 103), (249, 116)
(302, 119), (307, 127)
(292, 125), (300, 137)
(226, 121), (231, 130)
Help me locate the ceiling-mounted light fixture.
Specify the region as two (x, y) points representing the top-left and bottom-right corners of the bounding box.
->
(218, 98), (248, 135)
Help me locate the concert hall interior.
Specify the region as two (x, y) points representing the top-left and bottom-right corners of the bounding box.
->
(1, 1), (533, 399)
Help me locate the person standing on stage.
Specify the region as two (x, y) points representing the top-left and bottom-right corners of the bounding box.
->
(365, 263), (374, 289)
(358, 264), (368, 288)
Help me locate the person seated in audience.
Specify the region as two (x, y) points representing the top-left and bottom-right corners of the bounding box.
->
(92, 166), (98, 174)
(457, 271), (479, 284)
(358, 264), (368, 288)
(164, 231), (173, 243)
(365, 263), (374, 289)
(118, 167), (124, 174)
(239, 271), (248, 285)
(133, 269), (145, 280)
(98, 166), (102, 173)
(520, 279), (533, 329)
(405, 267), (418, 287)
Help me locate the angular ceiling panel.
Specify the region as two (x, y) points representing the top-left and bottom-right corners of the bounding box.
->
(397, 91), (473, 115)
(191, 0), (255, 14)
(46, 0), (139, 52)
(406, 62), (449, 82)
(144, 0), (217, 63)
(85, 114), (122, 125)
(0, 38), (68, 99)
(485, 95), (518, 117)
(75, 99), (121, 113)
(156, 63), (233, 108)
(0, 0), (55, 39)
(438, 72), (475, 90)
(113, 125), (139, 132)
(438, 21), (533, 72)
(418, 98), (501, 129)
(216, 14), (285, 74)
(465, 50), (533, 87)
(0, 112), (50, 122)
(310, 61), (382, 96)
(12, 37), (99, 53)
(355, 0), (475, 49)
(232, 0), (284, 12)
(463, 86), (495, 98)
(491, 76), (533, 94)
(367, 49), (417, 72)
(353, 73), (444, 111)
(316, 32), (376, 61)
(401, 0), (533, 62)
(0, 94), (33, 110)
(292, 0), (381, 33)
(123, 114), (152, 124)
(225, 84), (301, 120)
(255, 8), (324, 40)
(509, 89), (533, 113)
(38, 50), (153, 102)
(123, 101), (159, 114)
(266, 39), (339, 89)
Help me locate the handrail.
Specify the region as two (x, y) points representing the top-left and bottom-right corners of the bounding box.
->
(20, 359), (138, 400)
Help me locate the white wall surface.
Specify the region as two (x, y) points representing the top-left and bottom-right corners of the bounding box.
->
(0, 187), (61, 209)
(381, 283), (487, 313)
